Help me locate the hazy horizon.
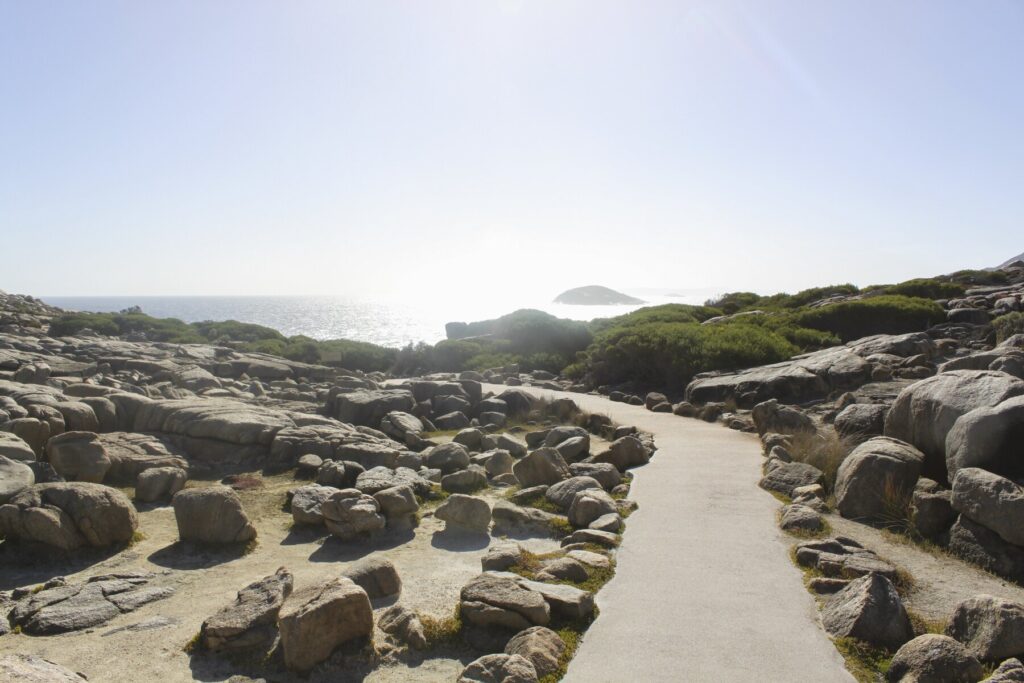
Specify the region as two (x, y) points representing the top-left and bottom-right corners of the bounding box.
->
(3, 1), (1023, 302)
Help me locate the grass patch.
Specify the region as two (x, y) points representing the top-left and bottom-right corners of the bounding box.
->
(183, 631), (202, 653)
(908, 610), (944, 636)
(538, 626), (586, 683)
(510, 549), (616, 594)
(788, 429), (855, 492)
(420, 605), (462, 648)
(833, 637), (893, 683)
(129, 530), (146, 546)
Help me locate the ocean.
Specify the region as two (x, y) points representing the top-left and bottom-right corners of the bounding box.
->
(41, 290), (719, 347)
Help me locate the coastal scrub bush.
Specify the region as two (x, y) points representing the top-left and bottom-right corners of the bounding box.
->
(192, 320), (285, 343)
(789, 296), (943, 343)
(881, 278), (965, 300)
(994, 312), (1024, 343)
(48, 311), (203, 343)
(579, 321), (798, 390)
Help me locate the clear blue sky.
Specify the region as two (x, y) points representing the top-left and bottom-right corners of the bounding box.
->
(2, 1), (1021, 299)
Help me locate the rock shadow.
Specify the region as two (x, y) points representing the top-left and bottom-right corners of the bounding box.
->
(0, 540), (130, 590)
(430, 529), (490, 552)
(280, 524), (331, 546)
(308, 528), (416, 564)
(147, 541), (250, 570)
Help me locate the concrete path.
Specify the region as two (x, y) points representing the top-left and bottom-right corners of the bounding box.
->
(486, 385), (854, 683)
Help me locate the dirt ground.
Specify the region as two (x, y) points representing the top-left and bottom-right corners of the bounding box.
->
(0, 472), (562, 682)
(827, 514), (1024, 624)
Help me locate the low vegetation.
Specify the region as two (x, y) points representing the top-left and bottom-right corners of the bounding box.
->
(994, 312), (1024, 343)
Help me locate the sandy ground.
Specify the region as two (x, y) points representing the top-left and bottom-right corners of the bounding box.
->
(828, 515), (1024, 623)
(0, 472), (560, 683)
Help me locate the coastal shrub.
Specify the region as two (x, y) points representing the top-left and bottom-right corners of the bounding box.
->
(48, 311), (203, 343)
(590, 304), (720, 333)
(704, 292), (760, 315)
(880, 278), (965, 300)
(789, 296), (943, 343)
(579, 321), (798, 390)
(994, 312), (1024, 343)
(193, 320), (285, 343)
(314, 338), (397, 372)
(948, 269), (1008, 286)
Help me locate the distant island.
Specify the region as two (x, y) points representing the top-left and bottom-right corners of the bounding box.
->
(554, 285), (645, 305)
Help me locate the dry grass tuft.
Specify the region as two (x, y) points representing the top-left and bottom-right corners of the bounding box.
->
(788, 428), (856, 492)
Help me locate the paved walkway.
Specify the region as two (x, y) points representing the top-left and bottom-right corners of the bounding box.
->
(487, 385), (854, 683)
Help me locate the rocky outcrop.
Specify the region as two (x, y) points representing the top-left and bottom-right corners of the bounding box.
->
(952, 469), (1024, 548)
(328, 388), (415, 427)
(0, 482), (138, 549)
(460, 574), (551, 632)
(946, 395), (1024, 480)
(201, 567), (294, 652)
(0, 654), (88, 681)
(821, 573), (913, 649)
(946, 595), (1024, 662)
(887, 634), (983, 683)
(884, 370), (1024, 481)
(172, 486), (256, 545)
(834, 437), (924, 520)
(277, 577), (374, 672)
(0, 454), (34, 503)
(10, 571), (173, 634)
(320, 489), (385, 539)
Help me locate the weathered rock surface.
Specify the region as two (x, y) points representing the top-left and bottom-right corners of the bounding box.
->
(378, 603), (427, 649)
(821, 573), (913, 649)
(946, 595), (1024, 662)
(0, 482), (138, 549)
(0, 654), (88, 682)
(952, 468), (1024, 547)
(0, 454), (34, 503)
(45, 431), (111, 483)
(887, 634), (983, 683)
(884, 370), (1024, 480)
(505, 626), (565, 679)
(278, 577), (373, 672)
(201, 567), (293, 652)
(759, 461), (824, 497)
(946, 395), (1024, 480)
(134, 466), (187, 503)
(513, 448), (570, 487)
(343, 556), (401, 599)
(436, 494), (491, 533)
(591, 435), (650, 471)
(458, 653), (538, 683)
(320, 489), (385, 539)
(172, 486), (256, 544)
(835, 437), (924, 520)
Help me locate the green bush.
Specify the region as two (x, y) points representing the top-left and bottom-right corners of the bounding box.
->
(193, 320), (285, 343)
(48, 311), (203, 343)
(994, 313), (1024, 343)
(580, 321), (798, 390)
(704, 292), (761, 315)
(882, 279), (965, 300)
(790, 296), (943, 343)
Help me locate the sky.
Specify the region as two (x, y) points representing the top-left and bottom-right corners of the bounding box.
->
(1, 1), (1022, 301)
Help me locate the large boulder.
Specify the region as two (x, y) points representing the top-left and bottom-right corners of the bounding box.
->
(505, 626), (565, 679)
(983, 658), (1024, 682)
(134, 466), (187, 503)
(834, 437), (924, 520)
(379, 411), (424, 442)
(949, 516), (1024, 583)
(884, 370), (1024, 481)
(513, 448), (570, 488)
(96, 432), (188, 485)
(291, 484), (337, 526)
(320, 489), (385, 539)
(343, 556), (402, 599)
(545, 476), (603, 510)
(378, 603), (427, 649)
(278, 577), (373, 672)
(946, 595), (1024, 662)
(887, 634), (983, 683)
(0, 431), (36, 461)
(952, 468), (1024, 547)
(567, 488), (617, 529)
(752, 399), (815, 436)
(45, 431), (110, 483)
(172, 486), (256, 544)
(0, 482), (138, 549)
(0, 454), (34, 504)
(821, 573), (913, 649)
(436, 494), (491, 533)
(460, 574), (550, 631)
(946, 395), (1024, 480)
(373, 484), (419, 527)
(759, 461), (824, 497)
(201, 567), (294, 652)
(330, 389), (415, 427)
(459, 654), (538, 683)
(834, 404), (889, 443)
(591, 435), (650, 471)
(427, 442), (471, 474)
